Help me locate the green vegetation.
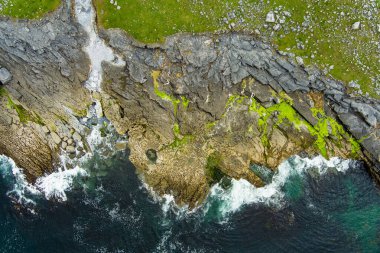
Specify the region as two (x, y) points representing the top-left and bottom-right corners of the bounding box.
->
(0, 87), (7, 97)
(225, 93), (361, 158)
(151, 71), (193, 149)
(0, 0), (61, 19)
(95, 0), (380, 97)
(6, 97), (44, 125)
(99, 121), (109, 137)
(152, 70), (189, 116)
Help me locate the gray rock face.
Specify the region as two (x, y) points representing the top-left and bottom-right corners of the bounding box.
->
(0, 67), (12, 84)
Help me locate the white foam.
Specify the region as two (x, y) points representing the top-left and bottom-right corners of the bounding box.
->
(0, 155), (41, 206)
(74, 0), (125, 92)
(35, 166), (88, 202)
(205, 155), (352, 217)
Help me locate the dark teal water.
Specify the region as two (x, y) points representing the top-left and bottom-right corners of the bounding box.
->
(1, 152), (380, 253)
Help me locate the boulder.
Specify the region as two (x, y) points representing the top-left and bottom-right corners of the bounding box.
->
(0, 67), (12, 84)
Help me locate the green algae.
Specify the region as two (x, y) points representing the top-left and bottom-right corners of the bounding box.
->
(6, 96), (44, 125)
(226, 93), (361, 158)
(151, 71), (194, 149)
(152, 70), (190, 115)
(168, 122), (194, 149)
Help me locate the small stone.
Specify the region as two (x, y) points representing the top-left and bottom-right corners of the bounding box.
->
(63, 137), (68, 142)
(72, 132), (82, 142)
(66, 146), (76, 154)
(115, 141), (127, 151)
(62, 141), (67, 149)
(67, 138), (73, 145)
(42, 126), (50, 134)
(273, 24), (281, 31)
(51, 132), (61, 145)
(377, 24), (380, 33)
(283, 11), (291, 17)
(296, 56), (304, 65)
(266, 11), (276, 23)
(352, 21), (361, 30)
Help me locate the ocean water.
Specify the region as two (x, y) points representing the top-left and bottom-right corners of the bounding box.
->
(1, 152), (380, 253)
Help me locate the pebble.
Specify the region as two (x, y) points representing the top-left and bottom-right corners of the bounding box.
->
(266, 11), (276, 23)
(352, 21), (361, 30)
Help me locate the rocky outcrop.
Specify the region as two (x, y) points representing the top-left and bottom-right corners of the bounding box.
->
(0, 3), (379, 207)
(0, 3), (91, 181)
(99, 30), (380, 207)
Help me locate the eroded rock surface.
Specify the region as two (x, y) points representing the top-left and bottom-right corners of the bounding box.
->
(0, 4), (379, 207)
(0, 3), (91, 180)
(100, 31), (380, 207)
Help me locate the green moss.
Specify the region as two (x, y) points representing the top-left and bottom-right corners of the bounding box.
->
(205, 152), (225, 186)
(226, 94), (247, 109)
(6, 97), (44, 125)
(99, 121), (109, 137)
(228, 93), (362, 158)
(0, 0), (61, 19)
(168, 122), (194, 149)
(180, 96), (190, 109)
(0, 87), (7, 97)
(152, 70), (191, 116)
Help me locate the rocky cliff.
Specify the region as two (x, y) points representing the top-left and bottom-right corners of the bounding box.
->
(0, 3), (379, 207)
(0, 3), (91, 181)
(99, 30), (380, 207)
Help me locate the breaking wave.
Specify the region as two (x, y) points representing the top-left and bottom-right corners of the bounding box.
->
(203, 155), (352, 218)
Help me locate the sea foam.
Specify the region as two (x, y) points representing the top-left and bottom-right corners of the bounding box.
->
(204, 155), (352, 217)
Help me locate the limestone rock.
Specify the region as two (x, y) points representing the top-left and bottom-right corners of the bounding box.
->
(51, 132), (61, 145)
(266, 11), (276, 23)
(66, 145), (76, 154)
(0, 67), (12, 84)
(352, 21), (361, 30)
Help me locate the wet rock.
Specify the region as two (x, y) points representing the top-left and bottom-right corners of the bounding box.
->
(145, 149), (157, 163)
(115, 141), (127, 151)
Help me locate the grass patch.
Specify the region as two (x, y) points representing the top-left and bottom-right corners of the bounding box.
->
(0, 0), (61, 19)
(95, 0), (380, 98)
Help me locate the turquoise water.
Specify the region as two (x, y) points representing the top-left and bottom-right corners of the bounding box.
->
(1, 152), (380, 253)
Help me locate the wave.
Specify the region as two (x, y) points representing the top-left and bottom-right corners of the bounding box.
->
(203, 155), (352, 218)
(35, 166), (88, 202)
(0, 155), (40, 208)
